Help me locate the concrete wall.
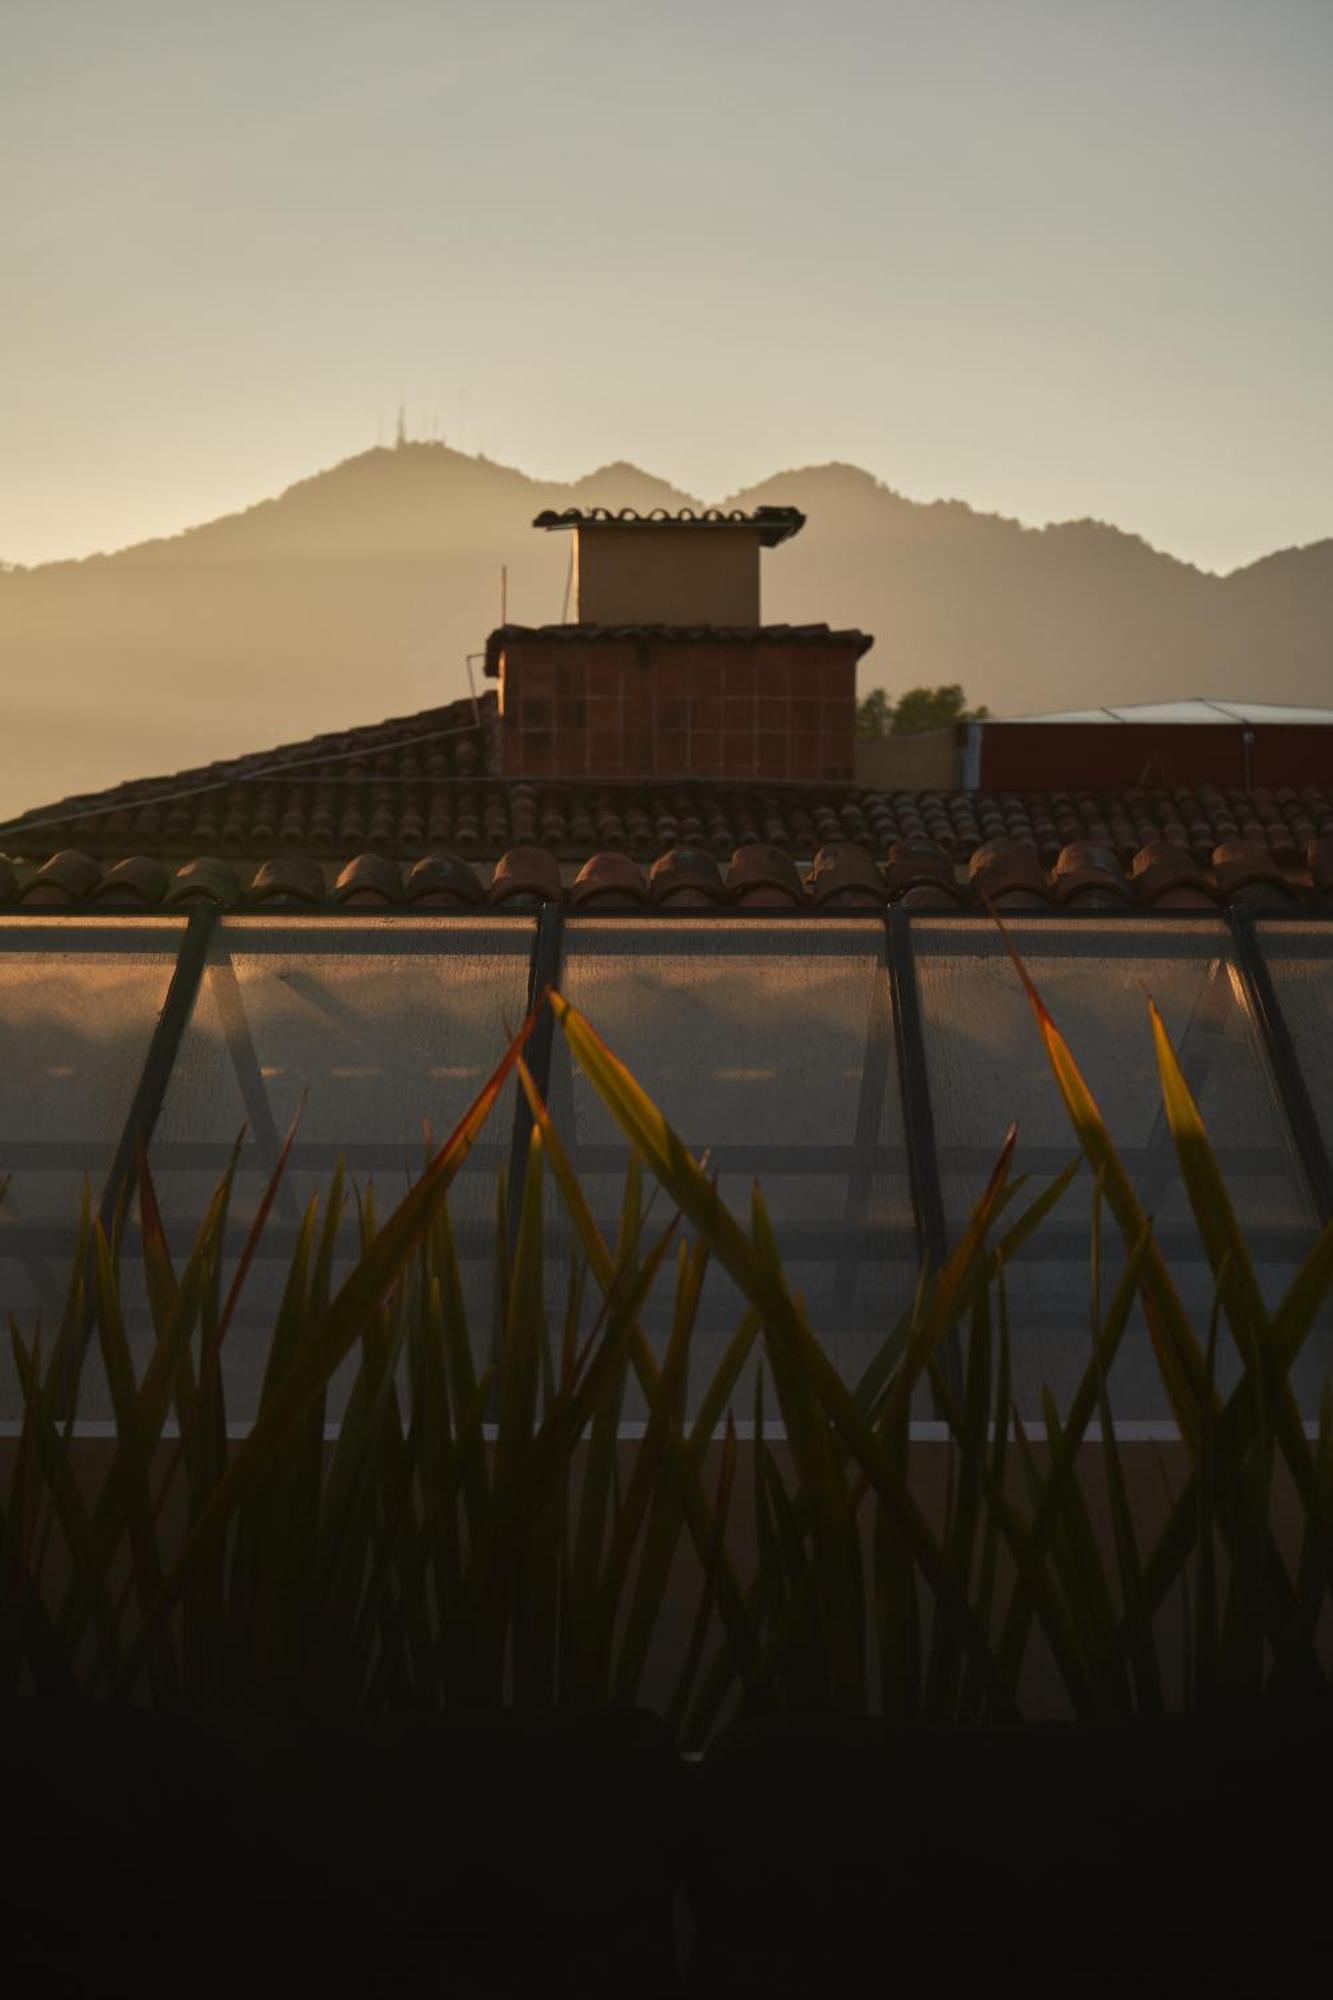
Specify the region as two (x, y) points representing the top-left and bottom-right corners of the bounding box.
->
(853, 728), (960, 792)
(574, 525), (761, 625)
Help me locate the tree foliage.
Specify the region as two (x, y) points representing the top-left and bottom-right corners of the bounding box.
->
(856, 683), (991, 740)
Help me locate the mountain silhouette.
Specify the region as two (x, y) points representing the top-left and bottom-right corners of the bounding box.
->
(3, 443), (1331, 822)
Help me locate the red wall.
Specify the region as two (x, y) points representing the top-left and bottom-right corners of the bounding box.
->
(975, 723), (1333, 793)
(498, 634), (859, 782)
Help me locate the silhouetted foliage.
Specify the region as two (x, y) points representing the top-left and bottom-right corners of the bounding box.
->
(855, 688), (895, 741)
(856, 683), (990, 739)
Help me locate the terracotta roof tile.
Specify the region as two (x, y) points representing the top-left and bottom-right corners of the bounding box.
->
(5, 683), (1332, 919)
(3, 834), (1331, 915)
(166, 858), (242, 907)
(884, 838), (959, 902)
(248, 855), (325, 907)
(20, 851), (103, 906)
(808, 841), (888, 909)
(490, 846), (561, 908)
(1128, 843), (1217, 909)
(726, 844), (804, 908)
(405, 853), (483, 908)
(968, 839), (1052, 908)
(91, 855), (169, 907)
(1, 692), (497, 860)
(334, 854), (403, 906)
(570, 853), (650, 910)
(648, 847), (725, 906)
(1052, 841), (1133, 908)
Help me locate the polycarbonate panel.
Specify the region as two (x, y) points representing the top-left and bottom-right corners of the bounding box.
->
(1025, 700), (1333, 726)
(1255, 922), (1333, 1149)
(0, 918), (187, 1420)
(913, 917), (1324, 1421)
(555, 917), (914, 1409)
(1103, 701), (1236, 724)
(1199, 701), (1333, 725)
(150, 916), (535, 1420)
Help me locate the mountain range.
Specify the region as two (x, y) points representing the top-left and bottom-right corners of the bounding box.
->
(3, 443), (1331, 822)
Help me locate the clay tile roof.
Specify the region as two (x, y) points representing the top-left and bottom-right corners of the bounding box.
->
(490, 846), (562, 907)
(19, 850), (102, 906)
(4, 687), (1331, 915)
(1, 691), (498, 861)
(883, 838), (960, 903)
(334, 854), (404, 906)
(1212, 840), (1297, 908)
(1, 831), (1329, 915)
(649, 847), (725, 906)
(808, 842), (887, 908)
(570, 852), (648, 910)
(1129, 843), (1217, 908)
(404, 853), (482, 907)
(726, 843), (804, 908)
(166, 858), (242, 907)
(15, 736), (1312, 876)
(968, 838), (1052, 907)
(91, 855), (169, 907)
(247, 855), (325, 906)
(1051, 840), (1132, 906)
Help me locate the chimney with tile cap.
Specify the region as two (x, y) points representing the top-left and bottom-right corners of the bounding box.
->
(487, 506), (872, 783)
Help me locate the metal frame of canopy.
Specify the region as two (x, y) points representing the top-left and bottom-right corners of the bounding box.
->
(0, 907), (1330, 1421)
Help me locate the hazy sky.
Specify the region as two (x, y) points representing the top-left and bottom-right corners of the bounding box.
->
(3, 0), (1330, 573)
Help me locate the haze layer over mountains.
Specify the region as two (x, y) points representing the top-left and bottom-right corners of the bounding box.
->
(3, 444), (1331, 821)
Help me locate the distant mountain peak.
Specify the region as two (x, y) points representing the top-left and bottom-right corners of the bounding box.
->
(567, 461), (701, 510)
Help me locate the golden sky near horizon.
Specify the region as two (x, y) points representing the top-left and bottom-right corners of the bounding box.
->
(2, 0), (1331, 575)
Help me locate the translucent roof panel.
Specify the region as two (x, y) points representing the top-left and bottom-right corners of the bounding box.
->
(1199, 700), (1333, 725)
(6, 909), (1329, 1440)
(0, 917), (187, 1422)
(912, 916), (1325, 1423)
(1013, 708), (1122, 724)
(149, 916), (535, 1422)
(1102, 702), (1239, 724)
(554, 917), (915, 1414)
(1010, 699), (1333, 726)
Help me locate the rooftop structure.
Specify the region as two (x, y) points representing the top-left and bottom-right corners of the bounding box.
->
(532, 505), (804, 624)
(490, 506), (866, 782)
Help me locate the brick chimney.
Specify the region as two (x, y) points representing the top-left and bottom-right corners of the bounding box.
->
(486, 506), (872, 782)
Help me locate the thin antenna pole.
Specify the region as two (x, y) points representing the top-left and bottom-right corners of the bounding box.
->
(500, 564), (508, 625)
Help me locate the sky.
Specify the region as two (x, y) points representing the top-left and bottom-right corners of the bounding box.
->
(2, 0), (1331, 575)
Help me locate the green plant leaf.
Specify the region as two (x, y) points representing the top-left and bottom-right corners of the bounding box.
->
(553, 989), (1018, 1712)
